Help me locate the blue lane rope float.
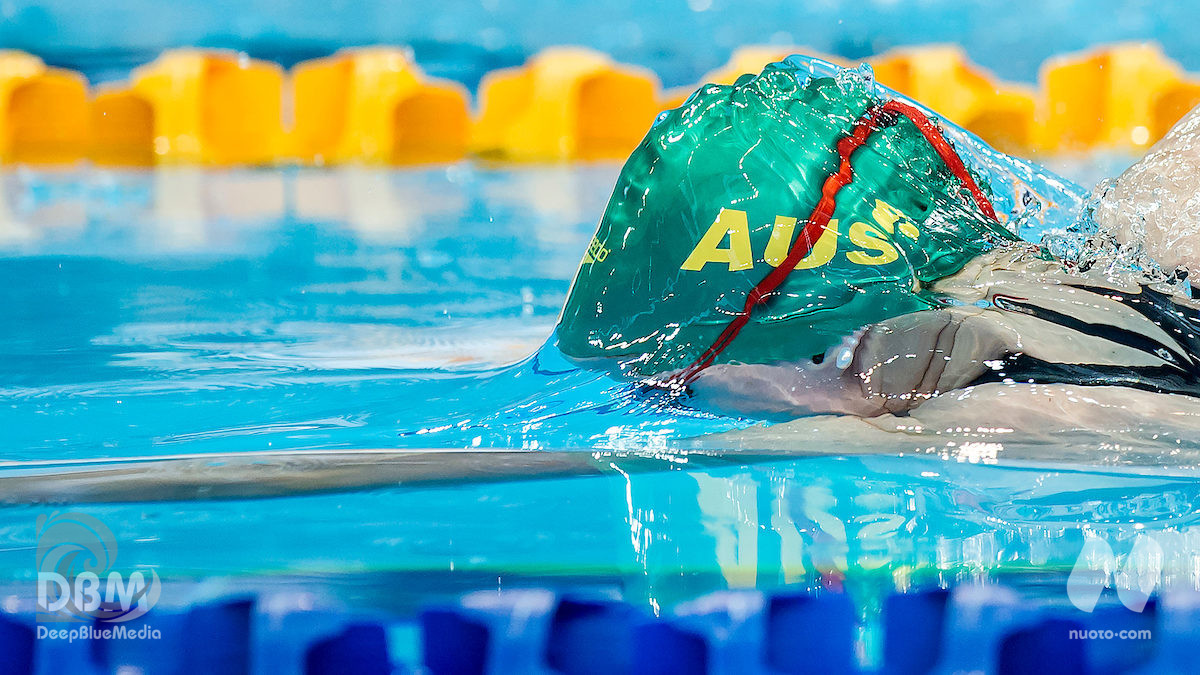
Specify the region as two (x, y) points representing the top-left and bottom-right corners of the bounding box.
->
(0, 580), (1193, 674)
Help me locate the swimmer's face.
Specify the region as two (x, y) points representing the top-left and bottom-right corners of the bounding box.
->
(687, 249), (1200, 419)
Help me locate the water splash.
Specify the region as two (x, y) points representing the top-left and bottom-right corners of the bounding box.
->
(1043, 178), (1180, 289)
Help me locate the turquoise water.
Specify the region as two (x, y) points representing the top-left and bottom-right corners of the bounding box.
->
(0, 165), (742, 459)
(4, 157), (1200, 617)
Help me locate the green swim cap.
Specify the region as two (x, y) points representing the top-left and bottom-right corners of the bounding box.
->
(556, 60), (1020, 378)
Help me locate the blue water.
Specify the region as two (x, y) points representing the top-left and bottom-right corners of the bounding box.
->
(4, 154), (1200, 617)
(0, 165), (742, 460)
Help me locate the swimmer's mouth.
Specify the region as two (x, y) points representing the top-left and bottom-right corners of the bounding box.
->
(976, 283), (1200, 397)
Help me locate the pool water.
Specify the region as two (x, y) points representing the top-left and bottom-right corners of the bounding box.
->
(4, 159), (1200, 621)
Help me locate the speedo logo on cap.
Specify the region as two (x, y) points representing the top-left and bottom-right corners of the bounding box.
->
(680, 199), (919, 272)
(581, 236), (611, 264)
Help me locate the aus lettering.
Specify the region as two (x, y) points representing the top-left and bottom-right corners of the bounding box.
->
(680, 200), (919, 272)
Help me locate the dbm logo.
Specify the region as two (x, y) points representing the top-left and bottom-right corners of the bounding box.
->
(1067, 535), (1163, 613)
(36, 512), (161, 623)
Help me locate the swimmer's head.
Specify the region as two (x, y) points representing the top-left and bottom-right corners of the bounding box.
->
(556, 58), (1019, 379)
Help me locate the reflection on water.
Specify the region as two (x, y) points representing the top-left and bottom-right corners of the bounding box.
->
(3, 454), (1198, 615)
(0, 164), (616, 260)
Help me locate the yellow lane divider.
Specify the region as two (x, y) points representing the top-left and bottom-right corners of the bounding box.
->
(131, 49), (286, 165)
(91, 86), (155, 166)
(0, 51), (90, 165)
(473, 46), (661, 161)
(1041, 42), (1184, 153)
(869, 45), (1039, 156)
(292, 47), (470, 165)
(1152, 80), (1200, 144)
(3, 43), (1200, 166)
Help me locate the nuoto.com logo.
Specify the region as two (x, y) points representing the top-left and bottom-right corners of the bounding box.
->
(1067, 534), (1163, 613)
(36, 511), (161, 623)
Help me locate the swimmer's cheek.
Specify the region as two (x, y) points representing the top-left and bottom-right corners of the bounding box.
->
(847, 310), (1014, 415)
(689, 361), (890, 419)
(681, 328), (875, 418)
